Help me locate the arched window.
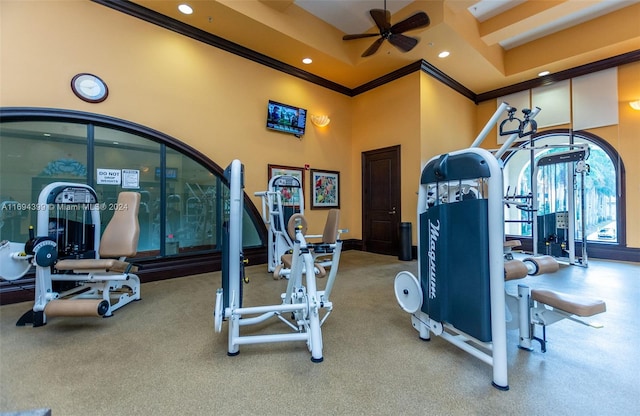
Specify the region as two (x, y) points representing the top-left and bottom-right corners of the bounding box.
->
(0, 108), (264, 260)
(502, 129), (625, 257)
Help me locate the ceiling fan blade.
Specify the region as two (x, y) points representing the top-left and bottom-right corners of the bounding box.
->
(343, 33), (381, 40)
(390, 11), (430, 34)
(362, 37), (385, 57)
(370, 8), (391, 31)
(388, 34), (419, 53)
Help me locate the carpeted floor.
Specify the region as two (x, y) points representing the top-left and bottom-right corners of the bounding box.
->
(1, 251), (638, 415)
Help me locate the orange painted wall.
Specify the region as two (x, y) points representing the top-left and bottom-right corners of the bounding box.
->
(349, 72), (477, 245)
(350, 73), (421, 241)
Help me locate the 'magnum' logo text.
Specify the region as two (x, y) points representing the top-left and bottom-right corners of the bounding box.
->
(428, 219), (440, 299)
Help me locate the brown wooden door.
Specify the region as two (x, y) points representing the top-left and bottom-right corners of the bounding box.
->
(362, 145), (401, 255)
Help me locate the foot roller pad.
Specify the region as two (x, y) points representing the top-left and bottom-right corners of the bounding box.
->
(523, 256), (559, 275)
(504, 260), (528, 281)
(44, 299), (110, 317)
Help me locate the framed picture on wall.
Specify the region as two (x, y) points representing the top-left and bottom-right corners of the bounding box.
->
(268, 164), (305, 207)
(310, 169), (339, 209)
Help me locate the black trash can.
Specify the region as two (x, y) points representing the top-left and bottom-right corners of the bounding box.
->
(399, 222), (412, 261)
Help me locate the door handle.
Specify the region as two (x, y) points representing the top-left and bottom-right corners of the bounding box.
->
(388, 207), (396, 215)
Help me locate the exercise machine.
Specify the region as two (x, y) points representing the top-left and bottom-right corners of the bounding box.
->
(214, 160), (343, 362)
(532, 144), (590, 266)
(272, 209), (344, 280)
(396, 145), (511, 390)
(255, 174), (304, 273)
(183, 182), (215, 248)
(0, 182), (141, 327)
(394, 104), (605, 389)
(503, 141), (590, 266)
(498, 104), (590, 266)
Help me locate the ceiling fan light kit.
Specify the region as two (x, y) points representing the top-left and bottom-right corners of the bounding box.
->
(342, 1), (430, 58)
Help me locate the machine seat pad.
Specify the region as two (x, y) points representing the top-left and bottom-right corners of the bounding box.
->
(309, 243), (334, 254)
(279, 254), (326, 277)
(504, 240), (522, 248)
(531, 289), (606, 317)
(55, 259), (138, 274)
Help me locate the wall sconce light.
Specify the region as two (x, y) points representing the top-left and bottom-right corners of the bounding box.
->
(629, 100), (640, 111)
(310, 114), (331, 127)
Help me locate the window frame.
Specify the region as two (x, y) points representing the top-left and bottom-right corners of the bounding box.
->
(0, 107), (267, 256)
(501, 128), (627, 257)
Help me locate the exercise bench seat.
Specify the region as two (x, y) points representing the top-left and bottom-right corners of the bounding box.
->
(531, 289), (606, 317)
(55, 258), (138, 274)
(275, 209), (341, 279)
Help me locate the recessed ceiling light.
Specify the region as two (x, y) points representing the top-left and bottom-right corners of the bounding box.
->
(302, 58), (312, 64)
(178, 4), (193, 15)
(538, 70), (550, 76)
(438, 51), (450, 58)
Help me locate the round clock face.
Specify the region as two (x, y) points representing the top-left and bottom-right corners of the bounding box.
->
(71, 73), (108, 103)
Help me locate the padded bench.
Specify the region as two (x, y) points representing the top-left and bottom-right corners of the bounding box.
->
(531, 289), (606, 317)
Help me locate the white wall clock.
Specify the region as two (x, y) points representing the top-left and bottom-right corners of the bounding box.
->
(71, 73), (108, 103)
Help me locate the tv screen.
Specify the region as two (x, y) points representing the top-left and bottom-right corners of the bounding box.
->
(266, 100), (307, 137)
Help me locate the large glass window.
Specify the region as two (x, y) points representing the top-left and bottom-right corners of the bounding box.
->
(503, 131), (621, 244)
(0, 114), (263, 260)
(0, 121), (89, 243)
(164, 147), (218, 255)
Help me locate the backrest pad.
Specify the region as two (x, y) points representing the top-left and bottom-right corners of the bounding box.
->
(99, 192), (141, 258)
(322, 209), (340, 244)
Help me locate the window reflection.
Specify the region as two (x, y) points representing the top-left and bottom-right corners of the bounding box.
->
(0, 121), (88, 243)
(163, 147), (218, 255)
(0, 119), (262, 260)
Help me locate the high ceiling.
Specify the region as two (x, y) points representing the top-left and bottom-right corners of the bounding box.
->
(129, 0), (640, 94)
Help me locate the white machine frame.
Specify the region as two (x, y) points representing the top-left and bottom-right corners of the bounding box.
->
(405, 146), (509, 390)
(395, 104), (605, 389)
(215, 160), (342, 362)
(255, 174), (305, 273)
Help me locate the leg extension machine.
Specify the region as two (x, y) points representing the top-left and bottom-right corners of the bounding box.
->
(0, 182), (141, 327)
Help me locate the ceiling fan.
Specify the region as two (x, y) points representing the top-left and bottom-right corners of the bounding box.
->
(342, 0), (430, 57)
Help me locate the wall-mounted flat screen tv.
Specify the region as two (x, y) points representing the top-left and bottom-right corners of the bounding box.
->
(266, 100), (307, 137)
